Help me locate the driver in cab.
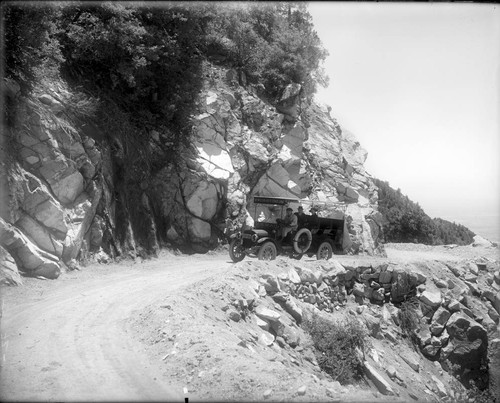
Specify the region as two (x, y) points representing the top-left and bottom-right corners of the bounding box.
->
(280, 207), (298, 239)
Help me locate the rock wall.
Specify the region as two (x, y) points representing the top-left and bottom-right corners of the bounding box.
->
(1, 62), (385, 280)
(1, 79), (103, 280)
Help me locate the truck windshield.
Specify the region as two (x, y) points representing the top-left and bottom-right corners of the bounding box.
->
(255, 204), (282, 223)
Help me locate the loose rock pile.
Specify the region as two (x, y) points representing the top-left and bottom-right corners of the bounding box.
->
(414, 260), (500, 390)
(280, 262), (427, 310)
(226, 257), (500, 396)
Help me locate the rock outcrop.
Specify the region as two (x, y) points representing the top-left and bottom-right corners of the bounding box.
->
(156, 64), (384, 255)
(1, 63), (385, 280)
(1, 80), (102, 279)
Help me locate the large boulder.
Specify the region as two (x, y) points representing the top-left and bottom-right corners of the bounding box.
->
(390, 270), (414, 303)
(38, 155), (84, 206)
(296, 267), (323, 285)
(0, 218), (61, 279)
(442, 312), (488, 370)
(419, 290), (442, 308)
(430, 306), (452, 336)
(18, 171), (68, 237)
(275, 83), (302, 119)
(15, 213), (64, 257)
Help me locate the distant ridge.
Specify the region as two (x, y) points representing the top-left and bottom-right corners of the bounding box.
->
(374, 178), (475, 245)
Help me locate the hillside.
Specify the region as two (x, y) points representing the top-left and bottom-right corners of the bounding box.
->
(1, 243), (499, 401)
(374, 179), (476, 246)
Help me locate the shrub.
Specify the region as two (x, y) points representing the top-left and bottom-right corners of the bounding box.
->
(303, 313), (368, 384)
(397, 297), (420, 346)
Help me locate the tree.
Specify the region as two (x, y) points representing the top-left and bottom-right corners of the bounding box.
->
(374, 178), (474, 245)
(3, 2), (64, 92)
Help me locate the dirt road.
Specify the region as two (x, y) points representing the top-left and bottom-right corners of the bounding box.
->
(1, 243), (496, 402)
(0, 252), (233, 402)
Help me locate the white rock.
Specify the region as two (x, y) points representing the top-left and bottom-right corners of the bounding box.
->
(297, 385), (307, 396)
(419, 290), (442, 308)
(431, 375), (448, 397)
(258, 331), (275, 347)
(297, 267), (323, 285)
(255, 306), (281, 322)
(472, 235), (493, 247)
(255, 315), (270, 331)
(401, 352), (420, 372)
(288, 269), (301, 284)
(363, 361), (395, 396)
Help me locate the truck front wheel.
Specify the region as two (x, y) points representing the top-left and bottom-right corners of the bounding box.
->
(229, 239), (245, 262)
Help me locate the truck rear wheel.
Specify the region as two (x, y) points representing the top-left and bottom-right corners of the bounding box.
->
(258, 242), (277, 261)
(229, 239), (245, 262)
(316, 241), (333, 260)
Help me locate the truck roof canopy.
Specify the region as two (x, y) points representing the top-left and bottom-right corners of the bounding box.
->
(253, 196), (300, 205)
(253, 196), (346, 211)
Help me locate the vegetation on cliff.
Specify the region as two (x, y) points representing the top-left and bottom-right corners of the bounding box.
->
(4, 2), (328, 125)
(374, 178), (475, 245)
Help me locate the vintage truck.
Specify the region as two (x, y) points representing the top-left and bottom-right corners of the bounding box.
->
(229, 196), (346, 262)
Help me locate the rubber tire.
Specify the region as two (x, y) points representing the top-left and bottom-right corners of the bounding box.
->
(258, 241), (277, 261)
(316, 241), (333, 260)
(293, 228), (312, 254)
(292, 252), (303, 260)
(229, 239), (245, 262)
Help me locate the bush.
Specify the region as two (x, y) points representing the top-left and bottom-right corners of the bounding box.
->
(397, 297), (420, 346)
(303, 313), (368, 384)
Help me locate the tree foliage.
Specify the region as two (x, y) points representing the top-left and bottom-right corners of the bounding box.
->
(374, 178), (475, 245)
(3, 2), (64, 91)
(3, 1), (328, 119)
(56, 2), (207, 134)
(202, 2), (328, 98)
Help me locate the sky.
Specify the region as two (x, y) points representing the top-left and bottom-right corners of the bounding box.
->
(308, 2), (500, 240)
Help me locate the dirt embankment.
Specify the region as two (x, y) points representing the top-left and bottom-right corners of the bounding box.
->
(1, 243), (499, 402)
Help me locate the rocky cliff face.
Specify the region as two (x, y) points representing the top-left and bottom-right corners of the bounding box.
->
(1, 78), (105, 282)
(1, 62), (384, 281)
(152, 64), (384, 254)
